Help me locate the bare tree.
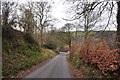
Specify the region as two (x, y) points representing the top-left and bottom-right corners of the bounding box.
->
(19, 1), (52, 47)
(32, 1), (52, 47)
(117, 1), (120, 49)
(65, 1), (118, 47)
(19, 8), (36, 34)
(66, 1), (112, 38)
(59, 23), (75, 48)
(2, 2), (18, 30)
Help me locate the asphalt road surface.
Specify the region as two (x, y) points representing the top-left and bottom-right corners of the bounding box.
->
(24, 52), (72, 78)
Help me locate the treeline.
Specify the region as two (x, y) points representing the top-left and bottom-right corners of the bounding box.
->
(1, 1), (65, 51)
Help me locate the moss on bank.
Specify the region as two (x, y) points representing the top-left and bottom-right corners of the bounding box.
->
(2, 29), (57, 78)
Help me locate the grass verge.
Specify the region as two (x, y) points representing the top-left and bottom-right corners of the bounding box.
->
(68, 53), (105, 78)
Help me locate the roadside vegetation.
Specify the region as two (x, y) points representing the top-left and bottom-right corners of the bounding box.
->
(63, 0), (120, 79)
(1, 0), (120, 79)
(2, 28), (57, 78)
(69, 37), (120, 78)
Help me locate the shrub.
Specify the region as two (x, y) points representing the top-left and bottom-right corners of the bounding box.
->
(43, 43), (57, 50)
(75, 58), (82, 69)
(70, 42), (78, 54)
(79, 39), (120, 76)
(70, 37), (120, 77)
(24, 33), (38, 46)
(2, 28), (14, 40)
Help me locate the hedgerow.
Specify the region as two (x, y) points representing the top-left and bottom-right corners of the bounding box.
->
(70, 38), (120, 77)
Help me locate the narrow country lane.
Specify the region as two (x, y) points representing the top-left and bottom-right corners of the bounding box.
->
(24, 52), (72, 78)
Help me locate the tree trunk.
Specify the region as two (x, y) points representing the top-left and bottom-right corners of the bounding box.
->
(2, 8), (9, 29)
(117, 2), (120, 49)
(68, 31), (71, 48)
(40, 26), (44, 48)
(75, 28), (78, 44)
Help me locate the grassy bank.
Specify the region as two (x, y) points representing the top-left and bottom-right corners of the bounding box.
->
(2, 29), (58, 78)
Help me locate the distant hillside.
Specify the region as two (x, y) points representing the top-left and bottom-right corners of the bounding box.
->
(70, 31), (117, 48)
(91, 31), (116, 40)
(91, 31), (117, 49)
(71, 30), (116, 40)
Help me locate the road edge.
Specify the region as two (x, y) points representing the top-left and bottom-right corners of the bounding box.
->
(14, 55), (57, 78)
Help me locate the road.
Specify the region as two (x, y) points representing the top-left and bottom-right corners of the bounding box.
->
(24, 52), (72, 78)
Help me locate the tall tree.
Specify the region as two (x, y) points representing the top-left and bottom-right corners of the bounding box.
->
(32, 1), (52, 47)
(19, 8), (36, 34)
(64, 1), (106, 40)
(59, 23), (74, 48)
(117, 1), (120, 48)
(66, 1), (119, 47)
(2, 2), (18, 30)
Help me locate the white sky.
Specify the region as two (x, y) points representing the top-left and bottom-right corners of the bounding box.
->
(9, 0), (69, 29)
(50, 0), (69, 28)
(2, 0), (117, 31)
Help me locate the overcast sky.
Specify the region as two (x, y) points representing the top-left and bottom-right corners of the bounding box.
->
(8, 0), (70, 29)
(17, 0), (70, 28)
(2, 0), (117, 31)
